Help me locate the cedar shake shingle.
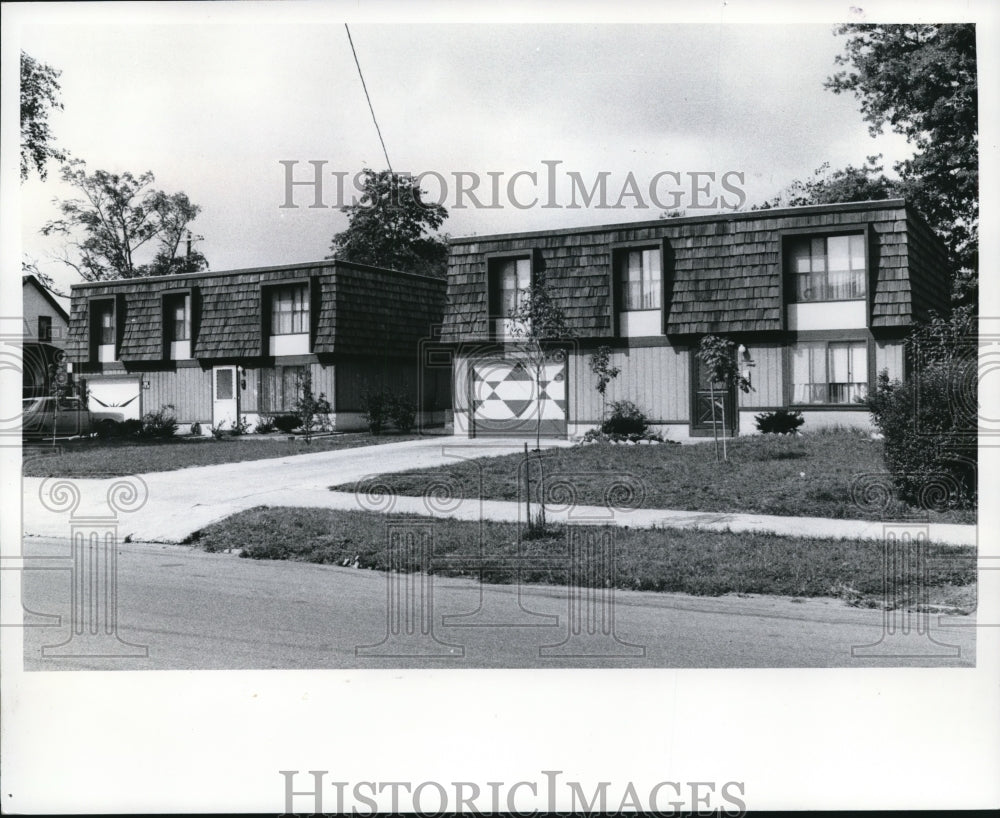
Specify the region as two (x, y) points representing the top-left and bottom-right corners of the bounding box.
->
(66, 260), (445, 364)
(440, 200), (951, 341)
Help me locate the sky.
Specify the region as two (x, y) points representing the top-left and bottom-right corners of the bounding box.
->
(8, 7), (932, 293)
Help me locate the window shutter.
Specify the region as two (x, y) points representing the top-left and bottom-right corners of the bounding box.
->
(309, 275), (321, 351)
(114, 293), (127, 358)
(190, 286), (201, 356)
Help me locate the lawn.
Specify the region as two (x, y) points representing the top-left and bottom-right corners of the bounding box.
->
(189, 506), (977, 611)
(329, 430), (976, 524)
(22, 431), (430, 477)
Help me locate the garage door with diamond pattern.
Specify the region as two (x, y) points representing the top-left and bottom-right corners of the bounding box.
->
(469, 356), (567, 437)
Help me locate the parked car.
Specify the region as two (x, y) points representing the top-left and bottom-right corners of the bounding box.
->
(22, 396), (125, 439)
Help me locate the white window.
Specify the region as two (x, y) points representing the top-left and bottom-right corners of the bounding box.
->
(271, 285), (309, 335)
(165, 293), (191, 359)
(789, 234), (866, 302)
(619, 247), (662, 311)
(490, 257), (531, 339)
(791, 341), (868, 405)
(92, 301), (116, 362)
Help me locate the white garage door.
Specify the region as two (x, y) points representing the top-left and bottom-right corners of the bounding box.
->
(86, 378), (142, 420)
(470, 356), (567, 437)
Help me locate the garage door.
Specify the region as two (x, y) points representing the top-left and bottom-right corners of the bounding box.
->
(86, 378), (142, 420)
(470, 356), (567, 437)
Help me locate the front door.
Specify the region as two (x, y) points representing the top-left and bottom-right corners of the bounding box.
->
(212, 366), (238, 430)
(691, 352), (736, 437)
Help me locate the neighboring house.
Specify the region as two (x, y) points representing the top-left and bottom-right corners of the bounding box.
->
(64, 260), (449, 432)
(440, 199), (951, 439)
(22, 274), (70, 399)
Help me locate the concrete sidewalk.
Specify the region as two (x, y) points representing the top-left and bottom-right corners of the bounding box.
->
(21, 436), (976, 546)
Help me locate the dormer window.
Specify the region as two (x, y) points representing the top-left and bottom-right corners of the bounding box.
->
(266, 283), (310, 355)
(488, 256), (531, 340)
(620, 247), (662, 310)
(90, 299), (117, 363)
(785, 231), (869, 331)
(164, 293), (191, 359)
(612, 243), (663, 337)
(788, 234), (866, 302)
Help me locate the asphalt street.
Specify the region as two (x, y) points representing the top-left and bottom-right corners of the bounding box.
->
(19, 537), (976, 670)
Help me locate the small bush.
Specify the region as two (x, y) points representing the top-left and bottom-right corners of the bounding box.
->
(272, 414), (300, 434)
(140, 405), (178, 438)
(601, 399), (649, 436)
(209, 420), (227, 440)
(254, 415), (276, 434)
(360, 389), (391, 435)
(189, 421), (202, 436)
(389, 394), (417, 433)
(229, 415), (251, 437)
(754, 409), (805, 435)
(120, 419), (144, 437)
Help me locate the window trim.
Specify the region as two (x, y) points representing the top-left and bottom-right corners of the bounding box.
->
(609, 238), (669, 336)
(785, 335), (874, 409)
(485, 250), (538, 341)
(779, 223), (874, 327)
(161, 288), (196, 360)
(260, 277), (318, 355)
(87, 296), (121, 363)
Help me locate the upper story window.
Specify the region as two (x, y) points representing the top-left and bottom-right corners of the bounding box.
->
(90, 299), (116, 363)
(488, 256), (531, 339)
(37, 316), (52, 343)
(788, 234), (866, 302)
(267, 283), (310, 355)
(619, 247), (662, 311)
(164, 293), (192, 359)
(271, 284), (309, 335)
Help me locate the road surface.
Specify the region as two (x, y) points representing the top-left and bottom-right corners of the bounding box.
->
(16, 537), (975, 669)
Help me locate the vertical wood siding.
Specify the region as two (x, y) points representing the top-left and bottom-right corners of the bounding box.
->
(740, 343), (783, 408)
(568, 345), (690, 423)
(145, 367), (212, 422)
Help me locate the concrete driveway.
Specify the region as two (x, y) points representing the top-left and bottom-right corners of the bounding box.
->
(21, 435), (977, 546)
(22, 436), (573, 543)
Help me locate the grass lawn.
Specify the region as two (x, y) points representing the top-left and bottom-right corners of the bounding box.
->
(330, 430), (976, 524)
(190, 506), (977, 611)
(22, 431), (430, 477)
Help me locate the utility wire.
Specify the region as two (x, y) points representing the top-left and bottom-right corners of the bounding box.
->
(345, 24), (393, 174)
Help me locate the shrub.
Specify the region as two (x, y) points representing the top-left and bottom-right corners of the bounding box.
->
(141, 405), (178, 438)
(294, 371), (332, 440)
(360, 388), (391, 435)
(272, 414), (300, 434)
(209, 420), (227, 440)
(189, 421), (202, 436)
(868, 365), (976, 510)
(229, 415), (251, 436)
(601, 399), (649, 436)
(389, 394), (417, 433)
(754, 409), (805, 435)
(120, 418), (144, 437)
(255, 415), (276, 434)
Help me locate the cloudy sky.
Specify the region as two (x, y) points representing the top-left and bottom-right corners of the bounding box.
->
(7, 3), (971, 292)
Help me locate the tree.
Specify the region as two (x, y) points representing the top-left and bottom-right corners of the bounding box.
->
(41, 160), (208, 280)
(328, 168), (449, 278)
(508, 273), (574, 534)
(21, 51), (66, 182)
(755, 156), (901, 210)
(588, 345), (621, 421)
(697, 336), (753, 463)
(825, 24), (978, 283)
